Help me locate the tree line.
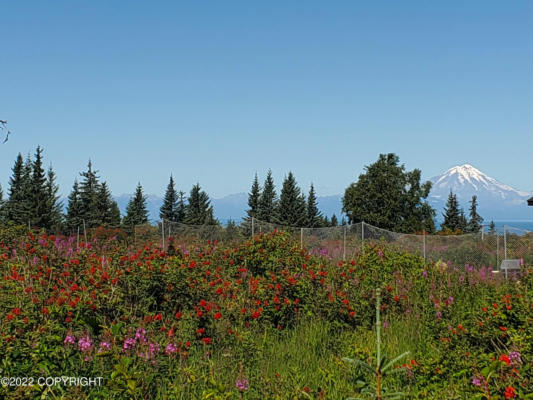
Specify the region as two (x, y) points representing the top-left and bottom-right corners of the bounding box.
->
(0, 148), (485, 234)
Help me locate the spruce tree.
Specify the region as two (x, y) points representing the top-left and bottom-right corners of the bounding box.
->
(5, 153), (30, 224)
(66, 181), (83, 233)
(458, 208), (468, 233)
(176, 191), (187, 223)
(96, 182), (119, 226)
(109, 201), (122, 226)
(160, 175), (179, 222)
(258, 170), (277, 223)
(306, 183), (322, 227)
(467, 195), (483, 233)
(488, 220), (496, 235)
(330, 214), (338, 227)
(30, 146), (49, 228)
(0, 184), (5, 223)
(45, 165), (63, 231)
(79, 160), (101, 228)
(246, 173), (261, 219)
(441, 191), (461, 232)
(123, 183), (149, 226)
(276, 172), (307, 227)
(184, 183), (216, 225)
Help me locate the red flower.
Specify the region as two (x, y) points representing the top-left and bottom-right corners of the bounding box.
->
(201, 337), (212, 345)
(13, 308), (21, 316)
(500, 354), (511, 365)
(394, 296), (400, 302)
(499, 326), (507, 332)
(175, 312), (182, 319)
(213, 312), (222, 320)
(504, 386), (516, 399)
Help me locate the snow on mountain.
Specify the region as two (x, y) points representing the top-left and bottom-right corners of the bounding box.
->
(428, 164), (532, 220)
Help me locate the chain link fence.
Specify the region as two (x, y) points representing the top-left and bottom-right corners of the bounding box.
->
(69, 218), (531, 269)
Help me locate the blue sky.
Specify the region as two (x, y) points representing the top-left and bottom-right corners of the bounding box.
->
(1, 1), (532, 199)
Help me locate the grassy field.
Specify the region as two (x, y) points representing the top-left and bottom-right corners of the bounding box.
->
(0, 225), (531, 399)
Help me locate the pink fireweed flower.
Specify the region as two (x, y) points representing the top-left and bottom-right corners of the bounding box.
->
(165, 343), (178, 355)
(98, 341), (111, 353)
(236, 378), (249, 391)
(135, 328), (147, 343)
(78, 336), (93, 352)
(123, 338), (136, 351)
(64, 335), (75, 345)
(508, 352), (522, 364)
(472, 376), (482, 386)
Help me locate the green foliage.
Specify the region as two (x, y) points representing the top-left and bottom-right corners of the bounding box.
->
(342, 153), (435, 233)
(247, 173), (261, 219)
(66, 180), (83, 233)
(123, 182), (149, 226)
(160, 175), (180, 222)
(276, 171), (307, 227)
(258, 170), (277, 223)
(441, 191), (466, 233)
(306, 183), (322, 228)
(467, 195), (484, 233)
(184, 183), (217, 225)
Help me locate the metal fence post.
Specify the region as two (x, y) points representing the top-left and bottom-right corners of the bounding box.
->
(343, 225), (347, 261)
(503, 225), (507, 260)
(300, 228), (303, 250)
(251, 217), (255, 237)
(162, 219), (165, 249)
(496, 235), (499, 269)
(83, 219), (87, 244)
(361, 221), (365, 255)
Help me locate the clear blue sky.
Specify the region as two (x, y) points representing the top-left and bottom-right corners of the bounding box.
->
(1, 1), (532, 198)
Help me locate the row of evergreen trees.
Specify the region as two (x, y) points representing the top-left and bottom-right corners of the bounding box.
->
(0, 147), (219, 232)
(441, 191), (484, 233)
(244, 171), (342, 228)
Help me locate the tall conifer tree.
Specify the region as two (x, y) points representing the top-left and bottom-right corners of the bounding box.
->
(79, 160), (101, 227)
(184, 183), (216, 225)
(441, 191), (461, 232)
(306, 183), (322, 227)
(30, 146), (48, 227)
(6, 153), (29, 224)
(467, 195), (483, 233)
(124, 183), (149, 226)
(66, 181), (83, 233)
(258, 170), (277, 223)
(276, 172), (307, 226)
(160, 175), (179, 221)
(45, 165), (63, 230)
(247, 173), (261, 219)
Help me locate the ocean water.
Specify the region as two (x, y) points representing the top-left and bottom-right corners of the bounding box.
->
(435, 220), (533, 234)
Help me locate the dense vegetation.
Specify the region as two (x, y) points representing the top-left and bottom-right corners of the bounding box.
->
(0, 225), (530, 399)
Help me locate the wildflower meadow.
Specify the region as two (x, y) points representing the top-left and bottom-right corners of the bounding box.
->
(0, 225), (531, 399)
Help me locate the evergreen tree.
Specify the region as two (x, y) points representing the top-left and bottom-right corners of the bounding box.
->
(30, 146), (49, 227)
(96, 182), (119, 226)
(109, 201), (122, 226)
(276, 172), (307, 226)
(467, 195), (484, 233)
(123, 183), (149, 226)
(257, 170), (277, 223)
(0, 183), (5, 223)
(458, 208), (468, 232)
(306, 183), (322, 227)
(322, 215), (330, 227)
(341, 217), (347, 226)
(5, 153), (30, 224)
(66, 181), (83, 233)
(330, 214), (338, 227)
(441, 191), (462, 233)
(488, 220), (496, 235)
(342, 153), (435, 233)
(45, 165), (63, 231)
(246, 173), (261, 219)
(184, 183), (216, 225)
(176, 191), (187, 223)
(160, 175), (179, 222)
(79, 160), (101, 227)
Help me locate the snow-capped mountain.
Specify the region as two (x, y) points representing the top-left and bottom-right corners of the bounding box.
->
(428, 164), (532, 220)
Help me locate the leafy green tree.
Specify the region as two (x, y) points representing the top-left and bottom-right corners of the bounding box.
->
(306, 183), (322, 227)
(45, 165), (63, 231)
(79, 160), (101, 227)
(258, 170), (277, 223)
(184, 183), (217, 225)
(467, 195), (483, 233)
(160, 175), (179, 222)
(66, 180), (83, 233)
(342, 153), (435, 233)
(123, 183), (149, 226)
(276, 172), (307, 227)
(441, 191), (462, 233)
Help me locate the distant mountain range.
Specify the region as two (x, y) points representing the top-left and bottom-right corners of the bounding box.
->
(111, 164), (532, 224)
